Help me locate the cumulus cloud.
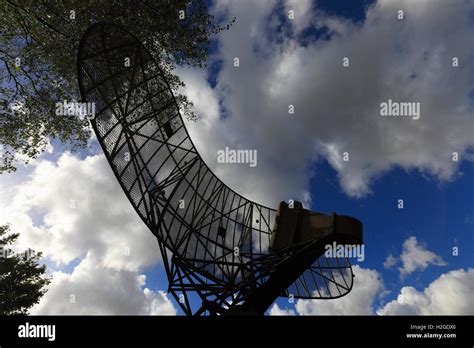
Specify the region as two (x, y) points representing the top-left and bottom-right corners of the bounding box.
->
(279, 267), (473, 316)
(295, 265), (384, 315)
(284, 0), (314, 34)
(0, 152), (174, 315)
(271, 267), (473, 316)
(268, 303), (296, 316)
(383, 253), (397, 269)
(179, 0), (315, 208)
(378, 268), (474, 315)
(398, 237), (447, 277)
(179, 0), (474, 204)
(32, 252), (176, 315)
(1, 152), (159, 271)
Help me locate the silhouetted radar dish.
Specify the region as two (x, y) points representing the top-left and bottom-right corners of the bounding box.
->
(77, 23), (363, 315)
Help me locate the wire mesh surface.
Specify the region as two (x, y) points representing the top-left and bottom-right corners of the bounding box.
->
(77, 23), (354, 314)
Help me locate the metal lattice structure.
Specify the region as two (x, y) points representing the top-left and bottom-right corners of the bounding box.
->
(77, 23), (362, 315)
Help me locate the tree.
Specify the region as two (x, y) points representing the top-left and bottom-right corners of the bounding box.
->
(0, 0), (234, 173)
(0, 224), (50, 315)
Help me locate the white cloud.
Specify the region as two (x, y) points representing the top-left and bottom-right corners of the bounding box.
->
(268, 303), (296, 315)
(286, 266), (473, 316)
(272, 267), (474, 316)
(383, 253), (397, 269)
(32, 252), (176, 315)
(295, 265), (384, 315)
(0, 152), (174, 314)
(378, 268), (474, 315)
(179, 0), (474, 204)
(1, 152), (159, 271)
(398, 237), (447, 277)
(284, 0), (314, 34)
(179, 0), (314, 208)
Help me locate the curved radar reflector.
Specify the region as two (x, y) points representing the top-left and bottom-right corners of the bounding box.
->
(77, 23), (363, 315)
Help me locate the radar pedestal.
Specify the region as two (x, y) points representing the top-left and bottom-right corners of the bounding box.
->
(226, 201), (363, 315)
(270, 201), (363, 251)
